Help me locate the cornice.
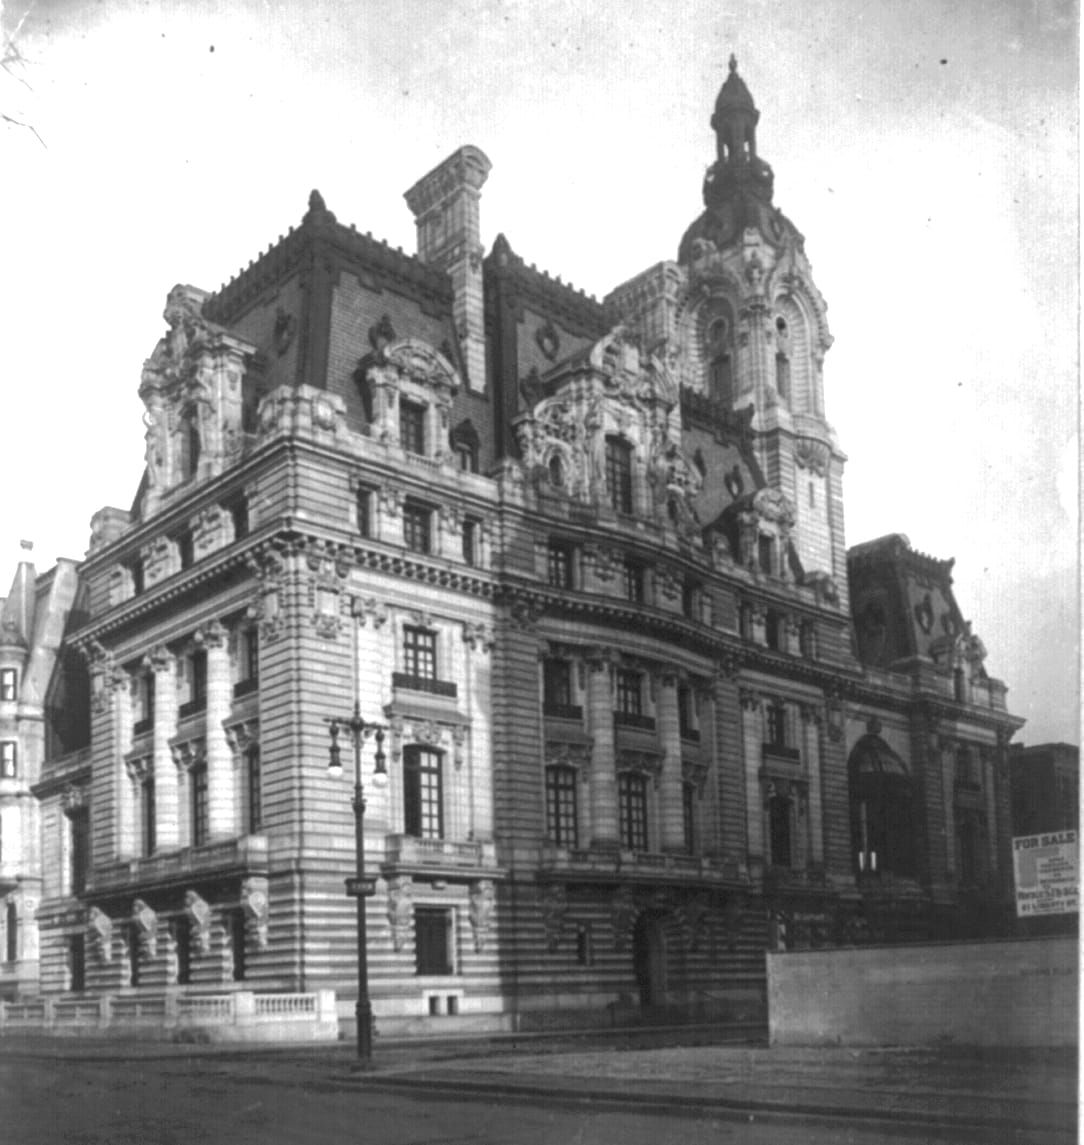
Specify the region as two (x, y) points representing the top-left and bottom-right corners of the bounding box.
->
(485, 239), (607, 337)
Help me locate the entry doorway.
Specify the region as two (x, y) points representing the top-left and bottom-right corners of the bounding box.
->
(632, 911), (667, 1008)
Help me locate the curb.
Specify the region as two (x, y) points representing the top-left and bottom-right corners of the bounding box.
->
(347, 1070), (1077, 1141)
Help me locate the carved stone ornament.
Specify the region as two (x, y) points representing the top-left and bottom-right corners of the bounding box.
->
(386, 875), (414, 952)
(241, 876), (270, 950)
(535, 320), (561, 362)
(368, 314), (397, 353)
(462, 621), (494, 652)
(752, 487), (796, 530)
(185, 890), (213, 956)
(541, 883), (568, 952)
(915, 593), (934, 634)
(794, 437), (829, 476)
(86, 906), (114, 964)
(62, 785), (87, 818)
(131, 898), (158, 958)
(682, 759), (709, 797)
(468, 879), (496, 953)
(273, 307), (298, 356)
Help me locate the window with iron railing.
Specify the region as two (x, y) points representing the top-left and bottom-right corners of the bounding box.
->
(404, 746), (444, 840)
(618, 772), (649, 851)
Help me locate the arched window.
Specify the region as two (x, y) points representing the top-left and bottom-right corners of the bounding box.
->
(404, 746), (444, 840)
(848, 734), (916, 877)
(706, 315), (734, 404)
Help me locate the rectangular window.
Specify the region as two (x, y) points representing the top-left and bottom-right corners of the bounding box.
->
(623, 559), (645, 603)
(180, 650), (208, 718)
(230, 910), (246, 981)
(176, 529), (194, 571)
(576, 925), (593, 967)
(127, 559), (145, 596)
(142, 777), (156, 857)
(0, 669), (16, 702)
(414, 907), (453, 976)
(403, 627), (437, 681)
(542, 659), (575, 715)
(615, 670), (643, 717)
(234, 629), (259, 698)
(404, 747), (443, 839)
(682, 580), (699, 620)
(545, 765), (579, 846)
(355, 486), (372, 538)
(618, 772), (648, 851)
(134, 673), (155, 734)
(0, 742), (16, 778)
(547, 541), (574, 589)
(173, 919), (192, 986)
(456, 443), (478, 473)
(5, 902), (16, 962)
(678, 685), (698, 741)
(128, 924), (141, 987)
(766, 703), (787, 748)
(605, 436), (634, 514)
(400, 399), (426, 455)
(70, 808), (90, 895)
(462, 518), (478, 566)
(758, 535), (774, 576)
(769, 794), (793, 867)
(247, 747), (263, 833)
(683, 783), (697, 855)
(403, 502), (432, 554)
(765, 610), (783, 651)
(229, 494), (250, 541)
(68, 934), (86, 992)
(191, 763), (208, 846)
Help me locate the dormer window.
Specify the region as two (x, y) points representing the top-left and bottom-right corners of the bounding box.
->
(400, 398), (426, 455)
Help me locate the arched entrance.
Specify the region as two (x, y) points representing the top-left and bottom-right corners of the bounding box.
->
(632, 911), (667, 1008)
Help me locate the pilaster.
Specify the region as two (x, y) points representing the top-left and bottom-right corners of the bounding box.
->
(151, 648), (179, 851)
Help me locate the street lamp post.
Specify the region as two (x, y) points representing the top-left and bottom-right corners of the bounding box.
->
(327, 701), (386, 1063)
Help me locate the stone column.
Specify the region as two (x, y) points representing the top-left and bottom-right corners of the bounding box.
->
(203, 621), (235, 839)
(983, 749), (999, 872)
(657, 672), (685, 852)
(740, 689), (764, 859)
(802, 704), (824, 865)
(151, 648), (179, 850)
(585, 653), (617, 848)
(938, 736), (956, 878)
(115, 672), (136, 856)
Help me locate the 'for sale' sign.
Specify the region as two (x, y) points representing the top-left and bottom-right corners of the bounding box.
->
(1013, 830), (1078, 917)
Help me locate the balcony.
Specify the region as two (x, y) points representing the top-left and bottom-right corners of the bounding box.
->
(233, 677), (259, 700)
(391, 673), (457, 699)
(88, 833), (268, 895)
(614, 711), (656, 732)
(543, 702), (583, 722)
(538, 843), (743, 886)
(382, 834), (502, 880)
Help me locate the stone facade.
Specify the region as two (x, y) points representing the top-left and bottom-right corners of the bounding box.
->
(14, 60), (1023, 1032)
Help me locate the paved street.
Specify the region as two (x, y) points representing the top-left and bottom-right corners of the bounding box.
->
(0, 1032), (1074, 1145)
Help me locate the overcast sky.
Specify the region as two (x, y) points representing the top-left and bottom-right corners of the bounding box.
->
(1, 0), (1077, 745)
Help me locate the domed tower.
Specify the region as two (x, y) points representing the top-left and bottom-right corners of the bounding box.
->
(675, 57), (844, 581)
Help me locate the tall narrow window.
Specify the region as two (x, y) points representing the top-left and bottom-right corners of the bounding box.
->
(68, 934), (86, 991)
(414, 907), (453, 976)
(547, 541), (574, 589)
(246, 747), (262, 833)
(355, 486), (372, 538)
(128, 924), (141, 987)
(127, 558), (145, 596)
(456, 442), (478, 473)
(403, 502), (432, 554)
(758, 535), (774, 576)
(176, 528), (194, 571)
(545, 765), (579, 846)
(682, 782), (697, 855)
(765, 610), (783, 651)
(180, 649), (207, 717)
(404, 746), (444, 840)
(0, 742), (16, 778)
(173, 918), (192, 986)
(229, 910), (246, 981)
(682, 580), (700, 620)
(775, 353), (791, 404)
(190, 762), (208, 846)
(5, 901), (16, 962)
(142, 776), (156, 857)
(462, 518), (479, 566)
(766, 703), (787, 748)
(707, 316), (733, 405)
(183, 414), (201, 480)
(229, 494), (250, 541)
(69, 808), (90, 895)
(234, 628), (259, 698)
(403, 627), (437, 682)
(618, 773), (649, 851)
(605, 436), (634, 514)
(678, 685), (698, 741)
(399, 399), (426, 455)
(0, 669), (16, 702)
(769, 791), (793, 867)
(623, 559), (645, 603)
(134, 673), (155, 735)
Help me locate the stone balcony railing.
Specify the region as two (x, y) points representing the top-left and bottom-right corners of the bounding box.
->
(381, 834), (501, 880)
(88, 834), (268, 895)
(539, 844), (744, 885)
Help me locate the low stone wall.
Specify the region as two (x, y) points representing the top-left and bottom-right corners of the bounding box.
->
(768, 937), (1078, 1048)
(0, 990), (339, 1043)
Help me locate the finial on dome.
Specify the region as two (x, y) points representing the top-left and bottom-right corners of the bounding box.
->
(728, 53), (738, 74)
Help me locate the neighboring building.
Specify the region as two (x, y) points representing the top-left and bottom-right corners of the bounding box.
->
(20, 59), (1022, 1032)
(1010, 743), (1079, 838)
(0, 549), (87, 999)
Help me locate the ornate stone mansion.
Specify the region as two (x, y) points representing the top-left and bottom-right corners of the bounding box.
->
(0, 61), (1023, 1034)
